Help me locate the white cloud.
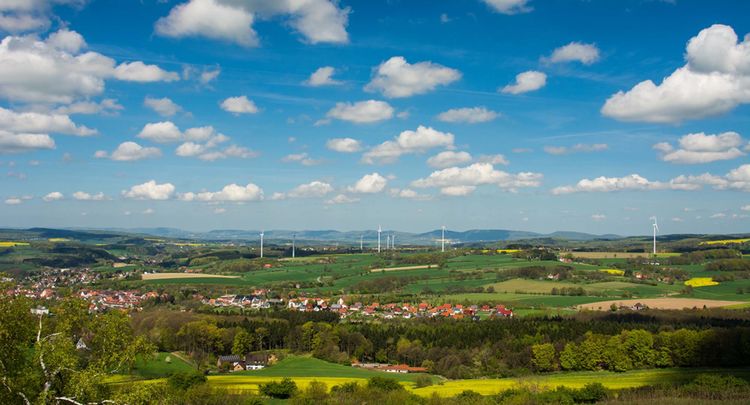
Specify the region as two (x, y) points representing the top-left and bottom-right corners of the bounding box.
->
(42, 191), (63, 202)
(287, 180), (334, 198)
(543, 42), (600, 65)
(0, 130), (55, 154)
(220, 95), (259, 114)
(281, 152), (322, 166)
(654, 131), (746, 164)
(4, 197), (21, 205)
(348, 172), (387, 193)
(365, 56), (461, 98)
(544, 143), (608, 155)
(741, 205), (750, 211)
(96, 142), (162, 162)
(436, 106), (499, 123)
(113, 61), (179, 82)
(137, 121), (183, 143)
(324, 100), (393, 124)
(0, 30), (178, 104)
(390, 188), (431, 200)
(0, 107), (95, 136)
(326, 194), (359, 204)
(672, 217), (684, 222)
(362, 125), (454, 164)
(0, 1), (84, 34)
(200, 67), (221, 84)
(591, 213), (606, 221)
(155, 0), (349, 46)
(178, 182), (263, 202)
(427, 151), (472, 168)
(144, 97), (182, 117)
(477, 154), (509, 165)
(602, 24), (750, 123)
(412, 162), (543, 195)
(53, 99), (123, 115)
(481, 0), (532, 14)
(710, 213), (727, 219)
(501, 70), (546, 94)
(326, 137), (362, 153)
(123, 180), (175, 200)
(306, 66), (341, 86)
(72, 191), (106, 201)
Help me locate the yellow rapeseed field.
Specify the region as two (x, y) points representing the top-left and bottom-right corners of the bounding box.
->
(599, 268), (625, 276)
(684, 277), (719, 287)
(0, 241), (30, 247)
(701, 238), (750, 245)
(496, 249), (520, 254)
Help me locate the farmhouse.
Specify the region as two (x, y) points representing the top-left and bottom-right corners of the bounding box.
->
(245, 353), (271, 370)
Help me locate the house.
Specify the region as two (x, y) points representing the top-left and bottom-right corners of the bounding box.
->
(245, 353), (271, 370)
(30, 306), (49, 315)
(217, 355), (242, 369)
(378, 364), (428, 373)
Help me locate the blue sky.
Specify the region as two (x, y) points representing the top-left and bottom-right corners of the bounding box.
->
(0, 0), (749, 234)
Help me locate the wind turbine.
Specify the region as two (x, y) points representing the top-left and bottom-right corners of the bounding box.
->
(377, 225), (382, 253)
(651, 217), (659, 256)
(292, 233), (296, 258)
(386, 234), (391, 251)
(360, 234), (364, 252)
(441, 225), (446, 253)
(392, 234), (396, 250)
(259, 230), (264, 258)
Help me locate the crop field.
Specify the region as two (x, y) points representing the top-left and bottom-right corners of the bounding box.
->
(599, 268), (625, 276)
(0, 241), (30, 247)
(370, 264), (437, 272)
(570, 252), (680, 259)
(700, 238), (750, 245)
(577, 297), (743, 310)
(684, 277), (719, 287)
(142, 272), (240, 280)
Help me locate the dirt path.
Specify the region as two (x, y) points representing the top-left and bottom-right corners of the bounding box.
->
(370, 264), (437, 273)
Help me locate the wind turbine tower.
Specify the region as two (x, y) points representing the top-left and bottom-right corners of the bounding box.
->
(386, 234), (391, 251)
(377, 225), (382, 253)
(292, 233), (296, 258)
(260, 230), (265, 258)
(651, 217), (659, 256)
(360, 234), (364, 252)
(441, 225), (446, 253)
(392, 234), (396, 249)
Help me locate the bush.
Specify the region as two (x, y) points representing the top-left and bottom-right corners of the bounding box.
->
(259, 377), (298, 399)
(367, 376), (403, 392)
(414, 374), (433, 388)
(331, 381), (360, 394)
(573, 382), (608, 403)
(168, 370), (206, 390)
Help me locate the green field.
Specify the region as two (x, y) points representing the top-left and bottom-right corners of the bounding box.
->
(131, 352), (195, 378)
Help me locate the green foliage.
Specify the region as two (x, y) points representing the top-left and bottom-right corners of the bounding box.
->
(531, 343), (557, 372)
(367, 376), (404, 391)
(572, 382), (608, 403)
(259, 377), (298, 399)
(168, 370), (207, 390)
(232, 329), (254, 357)
(414, 374), (433, 388)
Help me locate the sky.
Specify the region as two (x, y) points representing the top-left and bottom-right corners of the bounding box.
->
(0, 0), (749, 235)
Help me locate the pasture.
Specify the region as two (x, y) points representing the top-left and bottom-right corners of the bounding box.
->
(142, 272), (240, 280)
(577, 297), (743, 310)
(570, 252), (679, 259)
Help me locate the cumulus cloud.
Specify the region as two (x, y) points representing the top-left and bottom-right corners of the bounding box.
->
(95, 141), (162, 162)
(0, 107), (96, 137)
(178, 182), (263, 202)
(326, 137), (362, 153)
(550, 166), (750, 194)
(155, 0), (349, 46)
(476, 154), (510, 165)
(144, 97), (182, 117)
(281, 152), (323, 166)
(42, 191), (63, 202)
(543, 42), (600, 65)
(4, 197), (22, 205)
(501, 71), (546, 94)
(286, 180), (334, 198)
(480, 0), (532, 14)
(135, 122), (255, 161)
(305, 66), (341, 86)
(348, 172), (387, 193)
(0, 1), (85, 34)
(364, 56), (461, 98)
(123, 180), (175, 200)
(137, 121), (183, 143)
(653, 131), (746, 164)
(544, 143), (608, 155)
(389, 188), (431, 200)
(0, 130), (55, 154)
(412, 162), (543, 195)
(436, 106), (499, 123)
(53, 99), (123, 115)
(427, 151), (472, 168)
(362, 125), (454, 164)
(220, 95), (259, 114)
(325, 194), (359, 204)
(0, 29), (178, 104)
(602, 24), (750, 123)
(591, 214), (606, 221)
(324, 100), (393, 124)
(72, 191), (107, 201)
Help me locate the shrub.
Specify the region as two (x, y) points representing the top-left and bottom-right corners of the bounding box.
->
(414, 374), (433, 388)
(573, 382), (608, 403)
(367, 376), (403, 392)
(259, 377), (298, 399)
(168, 370), (206, 391)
